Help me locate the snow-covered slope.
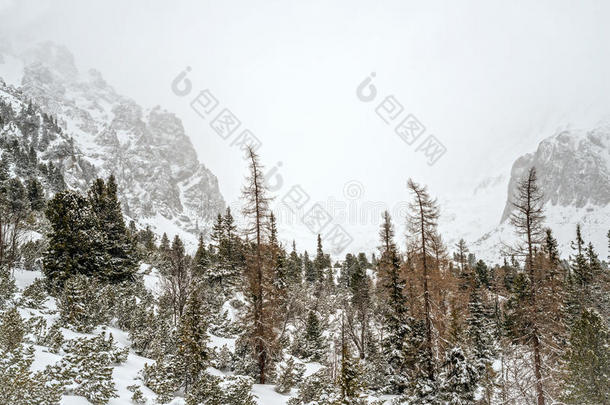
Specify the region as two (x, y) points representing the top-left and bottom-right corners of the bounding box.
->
(439, 173), (508, 256)
(0, 41), (225, 246)
(277, 120), (610, 264)
(501, 125), (610, 221)
(452, 125), (610, 263)
(10, 266), (304, 405)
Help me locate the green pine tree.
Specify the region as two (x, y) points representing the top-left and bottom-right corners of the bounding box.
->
(177, 290), (210, 392)
(570, 224), (590, 292)
(436, 347), (479, 405)
(0, 307), (25, 351)
(466, 284), (495, 371)
(88, 176), (138, 283)
(313, 234), (330, 282)
(304, 251), (316, 284)
(192, 234), (210, 279)
(563, 309), (610, 404)
(210, 213), (224, 258)
(159, 232), (170, 253)
(475, 259), (490, 288)
(349, 258), (371, 360)
(302, 311), (325, 361)
(43, 190), (98, 289)
(338, 338), (365, 402)
(377, 211), (411, 394)
(286, 241), (302, 285)
(25, 178), (45, 211)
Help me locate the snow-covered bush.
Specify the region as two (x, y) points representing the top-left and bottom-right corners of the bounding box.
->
(126, 384), (146, 404)
(220, 375), (257, 405)
(232, 335), (263, 380)
(208, 309), (237, 337)
(0, 306), (25, 351)
(46, 333), (124, 404)
(20, 278), (47, 309)
(57, 275), (110, 332)
(142, 354), (182, 404)
(38, 321), (64, 353)
(287, 368), (339, 405)
(26, 315), (47, 343)
(213, 344), (233, 372)
(20, 239), (45, 271)
(0, 344), (63, 405)
(292, 311), (326, 362)
(184, 373), (256, 405)
(185, 372), (224, 405)
(275, 357), (305, 394)
(104, 278), (153, 331)
(0, 269), (17, 309)
(436, 347), (479, 405)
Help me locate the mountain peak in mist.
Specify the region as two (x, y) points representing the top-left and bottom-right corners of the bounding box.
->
(0, 41), (226, 243)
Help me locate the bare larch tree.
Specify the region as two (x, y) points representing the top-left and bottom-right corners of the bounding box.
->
(407, 178), (440, 380)
(509, 167), (546, 405)
(241, 146), (275, 384)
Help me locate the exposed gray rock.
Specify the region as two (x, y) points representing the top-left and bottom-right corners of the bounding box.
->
(0, 41), (225, 237)
(501, 125), (610, 222)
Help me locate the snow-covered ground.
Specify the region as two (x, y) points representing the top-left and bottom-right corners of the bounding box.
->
(9, 268), (390, 404)
(12, 268), (154, 405)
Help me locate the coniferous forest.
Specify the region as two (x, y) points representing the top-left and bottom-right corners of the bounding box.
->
(1, 3), (610, 402)
(0, 138), (608, 404)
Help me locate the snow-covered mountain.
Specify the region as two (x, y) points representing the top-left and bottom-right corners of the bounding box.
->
(0, 41), (225, 244)
(461, 125), (610, 262)
(2, 41), (608, 262)
(281, 122), (610, 263)
(501, 125), (610, 220)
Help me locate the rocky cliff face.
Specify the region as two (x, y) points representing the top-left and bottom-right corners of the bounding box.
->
(501, 125), (610, 222)
(0, 41), (225, 239)
(464, 124), (610, 261)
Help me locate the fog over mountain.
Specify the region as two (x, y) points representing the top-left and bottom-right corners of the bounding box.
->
(452, 125), (610, 262)
(5, 40), (609, 261)
(3, 0), (610, 255)
(1, 41), (225, 246)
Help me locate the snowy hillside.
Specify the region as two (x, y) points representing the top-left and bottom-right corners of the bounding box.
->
(0, 41), (225, 247)
(283, 122), (610, 264)
(437, 125), (610, 263)
(438, 174), (508, 259)
(7, 266), (322, 405)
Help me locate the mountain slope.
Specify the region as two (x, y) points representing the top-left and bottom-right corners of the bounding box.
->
(501, 126), (610, 221)
(472, 125), (610, 261)
(0, 41), (225, 243)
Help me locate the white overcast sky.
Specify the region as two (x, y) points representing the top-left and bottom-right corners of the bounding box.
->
(2, 0), (610, 250)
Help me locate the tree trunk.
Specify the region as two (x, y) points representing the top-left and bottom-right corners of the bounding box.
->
(250, 150), (266, 384)
(418, 195), (434, 380)
(526, 181), (545, 405)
